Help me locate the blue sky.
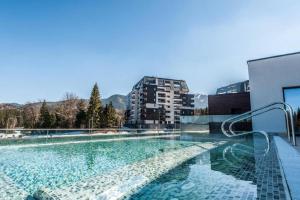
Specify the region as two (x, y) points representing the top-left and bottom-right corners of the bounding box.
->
(1, 0), (300, 103)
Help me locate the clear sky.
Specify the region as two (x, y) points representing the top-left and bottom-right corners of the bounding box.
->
(1, 0), (300, 103)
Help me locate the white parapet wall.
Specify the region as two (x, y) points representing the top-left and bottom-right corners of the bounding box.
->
(248, 52), (300, 132)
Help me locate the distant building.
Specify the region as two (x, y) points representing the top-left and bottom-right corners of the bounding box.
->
(216, 80), (250, 94)
(208, 93), (251, 115)
(207, 92), (252, 133)
(126, 76), (194, 129)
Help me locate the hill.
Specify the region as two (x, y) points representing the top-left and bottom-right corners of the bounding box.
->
(0, 94), (128, 111)
(102, 94), (127, 110)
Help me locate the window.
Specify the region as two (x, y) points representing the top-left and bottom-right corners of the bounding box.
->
(158, 93), (166, 97)
(283, 87), (300, 133)
(158, 79), (164, 86)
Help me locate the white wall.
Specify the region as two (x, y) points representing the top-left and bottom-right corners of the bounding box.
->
(248, 53), (300, 132)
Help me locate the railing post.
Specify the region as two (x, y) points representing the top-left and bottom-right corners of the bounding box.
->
(289, 110), (296, 146)
(222, 102), (296, 146)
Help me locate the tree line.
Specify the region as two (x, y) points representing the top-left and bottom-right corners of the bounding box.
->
(0, 83), (121, 129)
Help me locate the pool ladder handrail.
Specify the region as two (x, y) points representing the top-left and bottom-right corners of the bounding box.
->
(221, 102), (296, 146)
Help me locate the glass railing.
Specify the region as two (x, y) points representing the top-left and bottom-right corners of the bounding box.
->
(180, 115), (252, 133)
(0, 128), (181, 146)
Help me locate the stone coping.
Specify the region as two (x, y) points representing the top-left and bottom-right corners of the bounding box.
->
(274, 136), (300, 200)
(0, 134), (180, 150)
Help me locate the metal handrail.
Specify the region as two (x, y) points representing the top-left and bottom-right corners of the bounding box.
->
(221, 102), (296, 146)
(229, 107), (291, 140)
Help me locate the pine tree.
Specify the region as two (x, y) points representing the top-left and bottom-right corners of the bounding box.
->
(87, 83), (102, 128)
(38, 100), (53, 128)
(75, 100), (87, 128)
(103, 102), (117, 128)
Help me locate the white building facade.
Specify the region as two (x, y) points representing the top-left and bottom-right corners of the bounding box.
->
(248, 52), (300, 133)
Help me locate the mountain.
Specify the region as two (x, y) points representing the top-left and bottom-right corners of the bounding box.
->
(0, 103), (23, 110)
(194, 94), (208, 109)
(102, 94), (127, 110)
(0, 94), (128, 111)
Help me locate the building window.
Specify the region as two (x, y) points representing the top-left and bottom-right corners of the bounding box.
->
(283, 87), (300, 133)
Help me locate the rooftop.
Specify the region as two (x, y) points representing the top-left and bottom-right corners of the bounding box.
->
(247, 51), (300, 63)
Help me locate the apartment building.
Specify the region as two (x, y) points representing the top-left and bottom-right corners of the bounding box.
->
(126, 76), (194, 129)
(216, 80), (250, 94)
(208, 80), (252, 133)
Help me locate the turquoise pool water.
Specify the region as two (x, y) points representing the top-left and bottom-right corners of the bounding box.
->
(129, 140), (257, 200)
(0, 134), (287, 200)
(0, 136), (194, 195)
(129, 135), (287, 200)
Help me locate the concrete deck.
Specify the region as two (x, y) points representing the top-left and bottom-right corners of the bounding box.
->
(274, 136), (300, 200)
(294, 136), (300, 153)
(281, 135), (300, 153)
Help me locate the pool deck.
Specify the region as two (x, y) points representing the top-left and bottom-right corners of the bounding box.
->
(274, 136), (300, 200)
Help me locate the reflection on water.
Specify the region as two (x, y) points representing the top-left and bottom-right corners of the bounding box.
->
(129, 137), (273, 200)
(84, 142), (97, 170)
(0, 138), (193, 194)
(212, 142), (256, 182)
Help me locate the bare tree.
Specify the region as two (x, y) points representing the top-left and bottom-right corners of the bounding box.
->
(23, 102), (40, 128)
(56, 92), (80, 128)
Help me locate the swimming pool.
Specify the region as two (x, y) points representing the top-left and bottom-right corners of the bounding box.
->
(0, 133), (287, 200)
